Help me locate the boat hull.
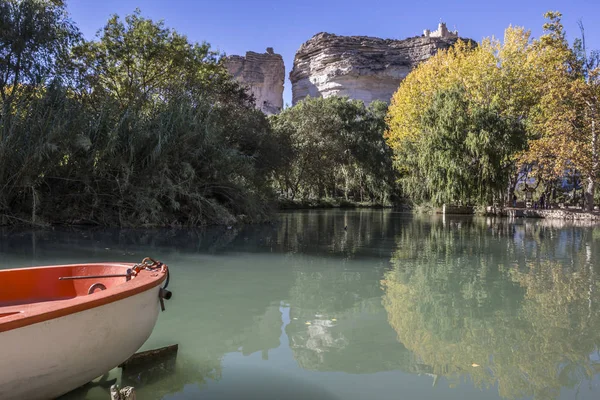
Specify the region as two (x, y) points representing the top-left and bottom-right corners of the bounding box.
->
(0, 284), (161, 400)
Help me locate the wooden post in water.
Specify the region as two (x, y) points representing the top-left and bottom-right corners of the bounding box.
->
(118, 344), (178, 369)
(109, 344), (178, 399)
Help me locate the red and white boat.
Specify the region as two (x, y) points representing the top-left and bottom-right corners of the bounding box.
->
(0, 258), (172, 400)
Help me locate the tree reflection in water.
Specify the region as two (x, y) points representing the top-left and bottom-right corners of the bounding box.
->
(382, 217), (600, 399)
(8, 212), (600, 399)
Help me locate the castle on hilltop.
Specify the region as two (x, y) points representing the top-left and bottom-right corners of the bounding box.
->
(423, 22), (458, 39)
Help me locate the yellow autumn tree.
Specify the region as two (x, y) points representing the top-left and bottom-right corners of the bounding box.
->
(385, 17), (569, 206)
(521, 12), (600, 210)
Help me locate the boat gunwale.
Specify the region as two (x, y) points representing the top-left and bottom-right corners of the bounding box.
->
(0, 263), (167, 333)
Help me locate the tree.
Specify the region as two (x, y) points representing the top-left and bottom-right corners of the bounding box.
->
(0, 0), (79, 127)
(0, 0), (80, 224)
(521, 12), (600, 211)
(270, 96), (397, 204)
(72, 9), (233, 108)
(0, 7), (283, 226)
(386, 23), (563, 207)
(397, 85), (526, 205)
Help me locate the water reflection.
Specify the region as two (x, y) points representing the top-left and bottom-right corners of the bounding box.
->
(383, 216), (600, 399)
(286, 268), (413, 374)
(2, 211), (600, 400)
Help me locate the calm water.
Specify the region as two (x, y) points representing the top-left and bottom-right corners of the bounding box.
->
(2, 210), (600, 400)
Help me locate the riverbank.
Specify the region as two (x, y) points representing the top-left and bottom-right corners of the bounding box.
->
(420, 204), (600, 223)
(503, 207), (600, 221)
(277, 198), (399, 210)
(478, 206), (600, 222)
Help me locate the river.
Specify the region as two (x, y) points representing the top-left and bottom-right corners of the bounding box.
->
(2, 210), (599, 400)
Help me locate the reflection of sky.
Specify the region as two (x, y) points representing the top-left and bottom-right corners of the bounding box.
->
(511, 222), (590, 263)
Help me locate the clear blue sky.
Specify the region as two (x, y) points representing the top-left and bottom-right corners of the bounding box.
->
(67, 0), (600, 107)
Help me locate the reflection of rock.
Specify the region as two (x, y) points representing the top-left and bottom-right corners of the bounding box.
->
(224, 49), (284, 115)
(289, 318), (348, 366)
(287, 298), (412, 374)
(304, 319), (348, 354)
(290, 31), (470, 105)
(238, 305), (282, 358)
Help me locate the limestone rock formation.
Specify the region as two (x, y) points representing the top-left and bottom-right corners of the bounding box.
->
(290, 23), (470, 105)
(224, 48), (284, 115)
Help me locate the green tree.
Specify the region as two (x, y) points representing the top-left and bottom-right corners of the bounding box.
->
(0, 0), (79, 128)
(0, 0), (80, 224)
(399, 86), (526, 205)
(0, 7), (282, 226)
(270, 96), (397, 204)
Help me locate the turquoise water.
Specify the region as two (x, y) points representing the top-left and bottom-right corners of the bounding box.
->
(2, 210), (600, 400)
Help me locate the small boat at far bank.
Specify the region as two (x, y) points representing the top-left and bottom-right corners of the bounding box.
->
(0, 258), (172, 400)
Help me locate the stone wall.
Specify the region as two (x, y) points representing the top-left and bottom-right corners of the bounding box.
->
(507, 208), (600, 221)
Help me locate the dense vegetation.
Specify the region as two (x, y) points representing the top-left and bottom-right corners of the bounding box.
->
(2, 2), (598, 226)
(0, 1), (394, 227)
(0, 2), (284, 226)
(386, 12), (600, 210)
(270, 97), (397, 206)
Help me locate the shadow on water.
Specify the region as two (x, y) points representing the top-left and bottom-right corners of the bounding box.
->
(3, 210), (600, 399)
(64, 353), (342, 400)
(0, 209), (411, 265)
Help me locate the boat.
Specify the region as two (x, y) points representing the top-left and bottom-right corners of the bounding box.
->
(0, 257), (172, 400)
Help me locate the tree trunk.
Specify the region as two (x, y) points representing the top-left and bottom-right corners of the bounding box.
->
(587, 105), (597, 212)
(505, 170), (518, 207)
(585, 176), (595, 212)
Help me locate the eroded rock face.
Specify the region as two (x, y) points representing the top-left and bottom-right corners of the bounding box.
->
(225, 49), (284, 115)
(290, 31), (469, 105)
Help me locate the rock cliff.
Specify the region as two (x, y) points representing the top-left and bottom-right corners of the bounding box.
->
(290, 25), (470, 105)
(225, 48), (284, 115)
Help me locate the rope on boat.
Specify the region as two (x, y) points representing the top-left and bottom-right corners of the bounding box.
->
(57, 256), (173, 311)
(134, 257), (173, 311)
(133, 256), (170, 290)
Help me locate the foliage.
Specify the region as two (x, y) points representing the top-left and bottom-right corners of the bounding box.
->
(0, 0), (79, 112)
(270, 96), (397, 205)
(520, 12), (600, 210)
(399, 85), (526, 205)
(386, 14), (600, 208)
(0, 4), (279, 226)
(0, 0), (81, 224)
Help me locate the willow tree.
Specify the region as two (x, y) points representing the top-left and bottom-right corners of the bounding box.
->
(398, 85), (526, 205)
(385, 23), (559, 206)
